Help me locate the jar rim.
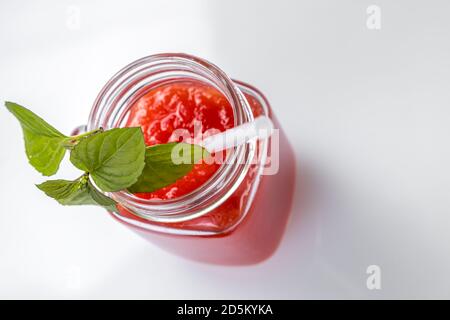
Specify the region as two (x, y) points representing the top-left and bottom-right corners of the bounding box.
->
(87, 53), (257, 223)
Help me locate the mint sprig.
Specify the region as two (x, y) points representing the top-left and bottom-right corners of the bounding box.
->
(5, 101), (207, 213)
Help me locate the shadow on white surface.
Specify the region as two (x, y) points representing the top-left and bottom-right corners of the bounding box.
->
(83, 160), (363, 299)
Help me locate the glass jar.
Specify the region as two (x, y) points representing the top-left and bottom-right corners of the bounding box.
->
(86, 53), (296, 265)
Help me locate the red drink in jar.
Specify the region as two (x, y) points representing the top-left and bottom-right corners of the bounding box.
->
(88, 54), (296, 265)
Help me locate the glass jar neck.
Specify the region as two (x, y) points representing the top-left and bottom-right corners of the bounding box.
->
(88, 53), (256, 223)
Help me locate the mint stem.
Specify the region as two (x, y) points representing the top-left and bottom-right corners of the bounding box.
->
(72, 127), (104, 140)
(79, 172), (90, 185)
(62, 127), (104, 149)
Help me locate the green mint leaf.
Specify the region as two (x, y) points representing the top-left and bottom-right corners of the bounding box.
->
(36, 178), (96, 206)
(5, 101), (68, 176)
(69, 127), (146, 192)
(128, 142), (208, 193)
(36, 177), (118, 212)
(86, 180), (118, 213)
(22, 129), (67, 176)
(5, 101), (66, 137)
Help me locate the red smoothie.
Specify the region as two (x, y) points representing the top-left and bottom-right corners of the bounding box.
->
(125, 81), (235, 200)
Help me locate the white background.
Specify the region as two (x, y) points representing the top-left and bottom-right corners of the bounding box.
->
(1, 0), (450, 299)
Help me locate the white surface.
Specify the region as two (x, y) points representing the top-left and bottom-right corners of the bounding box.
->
(1, 0), (450, 299)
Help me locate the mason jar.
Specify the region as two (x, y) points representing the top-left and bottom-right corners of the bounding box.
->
(84, 53), (296, 265)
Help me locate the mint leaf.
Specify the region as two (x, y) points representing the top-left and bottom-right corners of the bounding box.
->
(22, 129), (67, 176)
(86, 180), (118, 213)
(36, 178), (96, 206)
(5, 101), (68, 176)
(36, 177), (118, 212)
(128, 143), (207, 193)
(69, 127), (146, 192)
(5, 101), (65, 137)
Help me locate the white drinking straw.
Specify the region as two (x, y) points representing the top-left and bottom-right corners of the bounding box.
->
(201, 116), (274, 153)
